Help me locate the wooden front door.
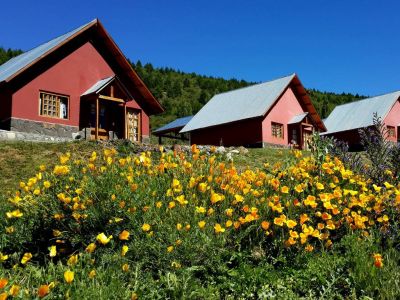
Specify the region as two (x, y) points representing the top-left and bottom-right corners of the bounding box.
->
(303, 130), (312, 150)
(126, 109), (141, 142)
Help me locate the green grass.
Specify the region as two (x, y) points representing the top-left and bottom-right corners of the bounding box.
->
(0, 141), (102, 194)
(0, 140), (399, 299)
(0, 141), (289, 194)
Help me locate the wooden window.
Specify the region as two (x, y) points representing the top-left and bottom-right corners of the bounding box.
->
(272, 122), (284, 139)
(39, 92), (69, 119)
(387, 126), (395, 138)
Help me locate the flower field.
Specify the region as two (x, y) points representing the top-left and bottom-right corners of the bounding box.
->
(0, 144), (399, 299)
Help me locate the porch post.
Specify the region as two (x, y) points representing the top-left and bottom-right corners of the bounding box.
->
(124, 103), (127, 139)
(299, 125), (303, 150)
(95, 97), (99, 140)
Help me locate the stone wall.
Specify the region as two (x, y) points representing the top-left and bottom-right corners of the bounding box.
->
(10, 118), (79, 139)
(0, 129), (72, 142)
(142, 135), (150, 144)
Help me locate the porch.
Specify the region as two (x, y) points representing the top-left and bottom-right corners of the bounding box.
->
(287, 113), (315, 150)
(80, 76), (141, 142)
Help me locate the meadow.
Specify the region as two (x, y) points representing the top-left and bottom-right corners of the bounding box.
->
(0, 140), (399, 299)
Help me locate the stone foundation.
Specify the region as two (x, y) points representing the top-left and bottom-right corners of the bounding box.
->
(0, 129), (72, 142)
(262, 142), (289, 149)
(10, 118), (79, 139)
(142, 135), (150, 144)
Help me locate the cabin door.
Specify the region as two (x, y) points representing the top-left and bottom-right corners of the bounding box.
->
(398, 127), (400, 143)
(126, 109), (141, 142)
(303, 130), (312, 150)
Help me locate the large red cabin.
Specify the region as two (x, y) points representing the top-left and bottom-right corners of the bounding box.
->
(0, 19), (163, 142)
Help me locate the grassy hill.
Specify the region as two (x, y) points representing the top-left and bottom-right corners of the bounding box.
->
(0, 140), (399, 299)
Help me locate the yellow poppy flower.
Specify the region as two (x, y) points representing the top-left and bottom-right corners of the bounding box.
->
(198, 221), (206, 229)
(21, 252), (32, 265)
(38, 284), (50, 298)
(89, 270), (96, 279)
(9, 284), (19, 296)
(142, 224), (151, 232)
(67, 255), (78, 266)
(122, 264), (129, 272)
(6, 209), (23, 219)
(85, 243), (97, 253)
(286, 220), (297, 229)
(64, 270), (74, 284)
(121, 245), (129, 256)
(0, 278), (8, 289)
(119, 230), (130, 241)
(49, 246), (56, 258)
(214, 223), (225, 234)
(96, 233), (113, 245)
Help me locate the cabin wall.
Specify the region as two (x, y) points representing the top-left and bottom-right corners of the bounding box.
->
(10, 42), (114, 136)
(325, 130), (362, 150)
(190, 118), (263, 147)
(0, 89), (12, 129)
(384, 99), (400, 142)
(261, 86), (305, 145)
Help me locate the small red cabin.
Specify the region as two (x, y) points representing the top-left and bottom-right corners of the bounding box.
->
(322, 91), (400, 149)
(180, 74), (326, 149)
(0, 19), (163, 142)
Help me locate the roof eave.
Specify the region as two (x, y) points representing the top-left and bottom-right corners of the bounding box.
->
(95, 21), (164, 115)
(290, 75), (327, 132)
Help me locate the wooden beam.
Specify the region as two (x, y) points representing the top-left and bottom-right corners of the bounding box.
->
(95, 97), (99, 140)
(110, 85), (114, 98)
(124, 104), (127, 139)
(98, 94), (124, 103)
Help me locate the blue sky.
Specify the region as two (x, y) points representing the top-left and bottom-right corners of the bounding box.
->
(0, 0), (399, 96)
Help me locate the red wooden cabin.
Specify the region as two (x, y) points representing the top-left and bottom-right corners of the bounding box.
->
(322, 91), (400, 149)
(0, 19), (163, 141)
(180, 74), (326, 149)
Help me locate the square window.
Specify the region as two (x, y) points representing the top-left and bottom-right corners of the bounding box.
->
(387, 126), (396, 138)
(39, 92), (69, 119)
(272, 122), (284, 139)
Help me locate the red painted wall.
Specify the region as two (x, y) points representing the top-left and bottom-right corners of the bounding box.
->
(10, 41), (149, 136)
(261, 86), (305, 145)
(12, 42), (113, 127)
(325, 130), (362, 146)
(190, 118), (262, 146)
(383, 99), (400, 142)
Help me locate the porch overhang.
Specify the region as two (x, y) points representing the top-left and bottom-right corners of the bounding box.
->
(288, 112), (308, 125)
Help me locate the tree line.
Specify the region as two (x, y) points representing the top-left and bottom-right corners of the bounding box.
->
(131, 60), (364, 129)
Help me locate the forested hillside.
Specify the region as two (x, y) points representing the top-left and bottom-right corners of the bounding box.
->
(132, 60), (364, 129)
(0, 47), (23, 65)
(0, 47), (364, 130)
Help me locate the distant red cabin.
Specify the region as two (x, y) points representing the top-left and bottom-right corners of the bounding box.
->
(322, 91), (400, 149)
(0, 19), (163, 142)
(180, 74), (326, 149)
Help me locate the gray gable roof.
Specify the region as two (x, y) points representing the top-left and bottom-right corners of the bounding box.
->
(0, 19), (96, 83)
(153, 115), (193, 134)
(323, 91), (400, 135)
(81, 76), (115, 96)
(180, 74), (295, 133)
